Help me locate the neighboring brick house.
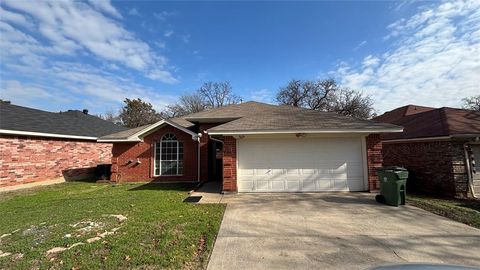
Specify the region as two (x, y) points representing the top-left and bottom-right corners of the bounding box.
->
(99, 101), (401, 193)
(374, 105), (480, 198)
(0, 102), (127, 191)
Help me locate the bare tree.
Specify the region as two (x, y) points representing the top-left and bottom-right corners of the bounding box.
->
(305, 79), (337, 110)
(326, 88), (376, 119)
(198, 81), (241, 108)
(119, 98), (162, 128)
(165, 93), (207, 117)
(276, 80), (306, 107)
(276, 78), (376, 119)
(276, 79), (337, 110)
(98, 109), (122, 125)
(462, 95), (480, 111)
(163, 81), (241, 117)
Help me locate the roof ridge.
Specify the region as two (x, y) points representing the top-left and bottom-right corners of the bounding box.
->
(439, 107), (454, 135)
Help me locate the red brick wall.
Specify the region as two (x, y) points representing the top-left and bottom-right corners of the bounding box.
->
(366, 134), (382, 191)
(382, 140), (469, 198)
(0, 135), (112, 188)
(222, 136), (237, 192)
(111, 125), (198, 183)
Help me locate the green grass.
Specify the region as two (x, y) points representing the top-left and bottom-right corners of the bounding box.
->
(407, 194), (480, 229)
(0, 182), (225, 270)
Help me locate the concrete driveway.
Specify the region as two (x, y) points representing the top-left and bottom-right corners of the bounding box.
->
(207, 193), (480, 270)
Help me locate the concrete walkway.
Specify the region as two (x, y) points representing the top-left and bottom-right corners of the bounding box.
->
(190, 181), (224, 203)
(207, 193), (480, 270)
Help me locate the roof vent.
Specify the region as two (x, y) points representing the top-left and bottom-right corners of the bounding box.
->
(83, 109), (89, 115)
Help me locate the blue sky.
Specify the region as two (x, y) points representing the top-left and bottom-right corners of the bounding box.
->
(1, 0), (479, 115)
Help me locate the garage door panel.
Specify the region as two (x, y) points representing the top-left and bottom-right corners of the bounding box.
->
(255, 180), (269, 191)
(237, 137), (366, 192)
(286, 180), (301, 191)
(271, 180), (285, 190)
(238, 180), (254, 191)
(238, 168), (255, 176)
(286, 168), (300, 175)
(317, 179), (332, 189)
(301, 179), (315, 190)
(301, 168), (316, 174)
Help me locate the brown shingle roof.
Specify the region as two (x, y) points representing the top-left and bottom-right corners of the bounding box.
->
(374, 105), (436, 123)
(374, 105), (480, 140)
(185, 101), (278, 122)
(99, 101), (401, 141)
(207, 102), (400, 133)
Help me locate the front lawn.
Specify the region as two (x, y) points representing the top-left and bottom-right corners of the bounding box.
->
(0, 182), (225, 270)
(407, 194), (480, 229)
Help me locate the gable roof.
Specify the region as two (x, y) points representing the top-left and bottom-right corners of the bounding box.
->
(0, 102), (127, 140)
(98, 101), (402, 142)
(97, 118), (197, 142)
(201, 102), (402, 134)
(374, 105), (436, 123)
(374, 105), (480, 140)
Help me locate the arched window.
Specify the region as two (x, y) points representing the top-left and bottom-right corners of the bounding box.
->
(154, 133), (183, 176)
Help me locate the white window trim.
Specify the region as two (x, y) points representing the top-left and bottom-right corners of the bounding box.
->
(153, 134), (183, 177)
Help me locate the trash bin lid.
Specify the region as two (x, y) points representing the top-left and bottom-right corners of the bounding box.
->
(377, 166), (408, 171)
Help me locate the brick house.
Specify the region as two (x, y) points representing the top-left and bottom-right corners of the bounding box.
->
(99, 101), (401, 193)
(0, 102), (126, 191)
(374, 105), (480, 198)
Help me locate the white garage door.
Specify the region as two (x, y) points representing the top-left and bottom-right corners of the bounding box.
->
(237, 137), (366, 192)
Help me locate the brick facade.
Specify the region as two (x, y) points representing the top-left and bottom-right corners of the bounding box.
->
(111, 125), (198, 183)
(366, 134), (382, 191)
(382, 140), (470, 198)
(0, 135), (112, 187)
(222, 136), (237, 192)
(110, 127), (384, 193)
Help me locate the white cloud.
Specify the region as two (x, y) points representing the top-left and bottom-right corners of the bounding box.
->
(154, 40), (166, 49)
(0, 0), (180, 113)
(0, 7), (34, 29)
(181, 34), (191, 44)
(1, 0), (177, 83)
(164, 30), (174, 37)
(353, 40), (367, 51)
(0, 80), (68, 104)
(147, 69), (179, 84)
(334, 0), (480, 113)
(153, 11), (176, 21)
(1, 61), (177, 114)
(362, 55), (380, 68)
(86, 0), (122, 18)
(128, 8), (140, 16)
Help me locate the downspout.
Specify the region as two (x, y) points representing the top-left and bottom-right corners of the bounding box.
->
(463, 143), (476, 198)
(196, 133), (202, 183)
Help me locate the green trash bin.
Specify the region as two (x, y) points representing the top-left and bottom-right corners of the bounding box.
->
(375, 166), (408, 206)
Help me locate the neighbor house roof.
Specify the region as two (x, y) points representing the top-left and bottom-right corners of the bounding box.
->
(373, 105), (480, 141)
(0, 102), (127, 140)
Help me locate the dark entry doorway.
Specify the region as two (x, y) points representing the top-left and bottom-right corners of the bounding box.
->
(208, 139), (223, 182)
